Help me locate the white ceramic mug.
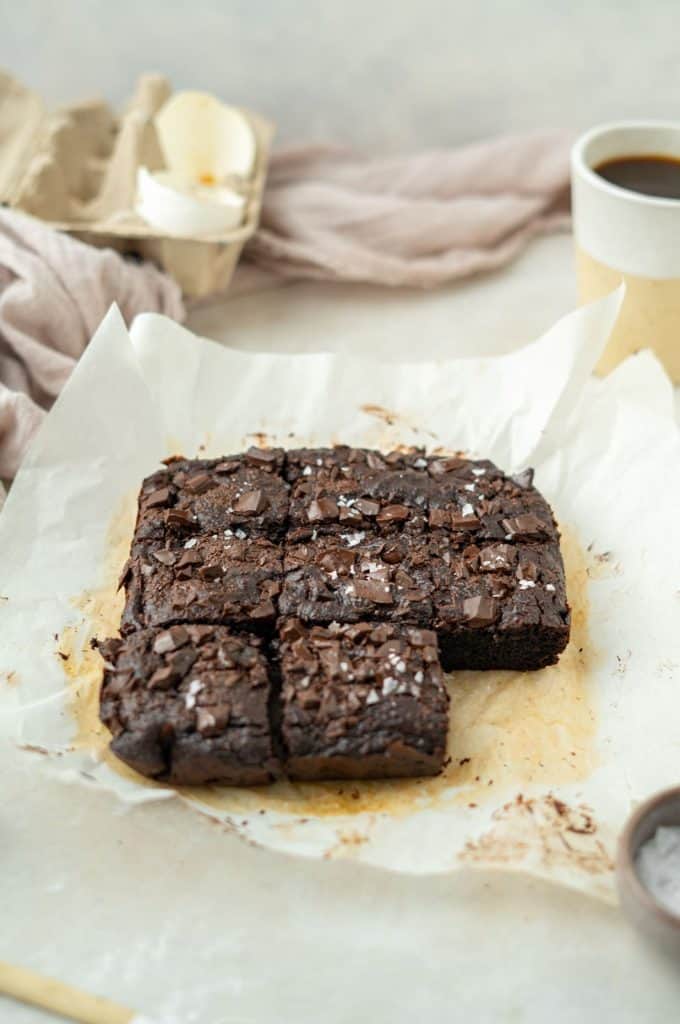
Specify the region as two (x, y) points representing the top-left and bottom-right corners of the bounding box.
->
(571, 121), (680, 382)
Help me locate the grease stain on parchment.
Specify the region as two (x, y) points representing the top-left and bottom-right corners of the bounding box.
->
(61, 496), (599, 823)
(359, 404), (439, 443)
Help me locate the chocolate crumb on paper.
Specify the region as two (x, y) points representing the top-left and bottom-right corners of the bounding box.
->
(458, 793), (615, 898)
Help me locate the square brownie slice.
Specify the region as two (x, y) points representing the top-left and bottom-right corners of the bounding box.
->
(427, 532), (570, 670)
(134, 448), (289, 544)
(286, 446), (430, 541)
(279, 533), (433, 627)
(98, 625), (280, 785)
(120, 532), (282, 635)
(278, 619), (449, 780)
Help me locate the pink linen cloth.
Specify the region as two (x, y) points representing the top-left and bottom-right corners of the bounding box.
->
(244, 133), (571, 286)
(0, 133), (572, 478)
(0, 209), (185, 479)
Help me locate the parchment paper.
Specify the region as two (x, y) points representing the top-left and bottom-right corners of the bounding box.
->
(1, 288), (679, 901)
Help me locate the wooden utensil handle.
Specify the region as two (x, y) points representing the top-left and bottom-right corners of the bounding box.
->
(0, 960), (135, 1024)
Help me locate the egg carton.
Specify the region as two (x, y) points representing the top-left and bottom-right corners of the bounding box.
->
(0, 72), (273, 297)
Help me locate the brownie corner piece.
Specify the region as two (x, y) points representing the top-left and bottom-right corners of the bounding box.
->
(98, 625), (280, 786)
(277, 619), (449, 781)
(430, 534), (570, 671)
(135, 448), (289, 542)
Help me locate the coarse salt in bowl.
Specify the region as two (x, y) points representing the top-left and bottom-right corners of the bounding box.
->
(617, 785), (680, 955)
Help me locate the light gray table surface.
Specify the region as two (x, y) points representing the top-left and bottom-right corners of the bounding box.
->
(5, 0), (680, 151)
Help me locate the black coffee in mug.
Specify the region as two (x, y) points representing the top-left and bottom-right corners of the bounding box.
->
(594, 155), (680, 200)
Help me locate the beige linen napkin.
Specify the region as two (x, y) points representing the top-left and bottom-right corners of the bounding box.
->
(244, 133), (571, 285)
(0, 209), (184, 479)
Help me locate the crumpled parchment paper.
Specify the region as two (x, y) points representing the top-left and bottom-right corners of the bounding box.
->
(1, 286), (679, 901)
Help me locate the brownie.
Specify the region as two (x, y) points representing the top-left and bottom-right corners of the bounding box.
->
(98, 625), (280, 785)
(278, 619), (449, 780)
(426, 458), (558, 543)
(426, 532), (570, 670)
(279, 533), (433, 627)
(120, 532), (281, 635)
(286, 447), (430, 540)
(134, 448), (289, 543)
(99, 444), (571, 788)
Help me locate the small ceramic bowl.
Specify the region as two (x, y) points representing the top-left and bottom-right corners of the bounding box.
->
(617, 786), (680, 955)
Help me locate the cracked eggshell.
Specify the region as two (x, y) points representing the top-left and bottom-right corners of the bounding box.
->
(136, 167), (245, 237)
(155, 90), (257, 182)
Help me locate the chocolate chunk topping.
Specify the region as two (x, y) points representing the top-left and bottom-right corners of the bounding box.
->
(478, 544), (516, 572)
(319, 548), (356, 574)
(176, 549), (203, 568)
(184, 472), (212, 494)
(152, 550), (177, 566)
(145, 486), (171, 508)
(250, 599), (276, 620)
(352, 579), (394, 604)
(451, 514), (479, 530)
(234, 489), (267, 515)
(428, 456), (466, 476)
(377, 504), (409, 523)
(166, 509), (194, 529)
(502, 514), (547, 538)
(382, 542), (404, 565)
(153, 625), (189, 654)
(196, 704), (231, 737)
(148, 665), (180, 690)
(279, 618), (306, 642)
(354, 498), (380, 517)
(429, 508), (450, 528)
(462, 595), (498, 627)
(308, 497), (339, 522)
(407, 627), (438, 648)
(366, 452), (387, 470)
(199, 564), (223, 580)
(245, 447), (278, 465)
